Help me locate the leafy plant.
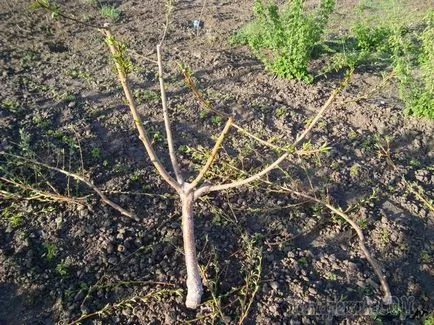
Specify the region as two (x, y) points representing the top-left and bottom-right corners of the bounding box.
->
(43, 242), (57, 261)
(324, 2), (434, 119)
(133, 88), (159, 104)
(91, 147), (101, 159)
(56, 262), (69, 276)
(1, 205), (24, 227)
(394, 9), (434, 118)
(99, 5), (120, 20)
(231, 0), (335, 81)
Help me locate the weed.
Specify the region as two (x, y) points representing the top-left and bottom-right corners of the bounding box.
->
(99, 5), (120, 21)
(129, 170), (141, 181)
(199, 108), (207, 119)
(146, 128), (163, 144)
(231, 0), (335, 81)
(324, 271), (337, 281)
(357, 218), (368, 229)
(238, 233), (262, 324)
(2, 98), (22, 114)
(275, 106), (286, 118)
(395, 9), (434, 118)
(325, 3), (434, 118)
(349, 163), (361, 178)
(32, 114), (50, 129)
(67, 69), (92, 85)
(378, 227), (390, 245)
(51, 89), (76, 103)
(133, 88), (159, 104)
(113, 162), (122, 173)
(210, 115), (222, 125)
(420, 251), (432, 264)
(91, 147), (101, 160)
(43, 242), (57, 261)
(1, 205), (24, 227)
(347, 129), (358, 140)
(360, 284), (372, 295)
(56, 262), (69, 276)
(20, 49), (41, 68)
(19, 129), (33, 157)
(298, 256), (308, 265)
(178, 144), (189, 154)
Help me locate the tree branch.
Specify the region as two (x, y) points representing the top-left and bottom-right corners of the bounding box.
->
(102, 28), (181, 193)
(195, 81), (343, 197)
(282, 186), (392, 305)
(0, 176), (86, 205)
(190, 116), (234, 189)
(157, 44), (183, 185)
(0, 152), (135, 219)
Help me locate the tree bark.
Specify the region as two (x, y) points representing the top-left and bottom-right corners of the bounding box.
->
(181, 192), (203, 308)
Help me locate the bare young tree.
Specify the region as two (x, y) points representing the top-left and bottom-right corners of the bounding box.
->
(30, 0), (393, 309)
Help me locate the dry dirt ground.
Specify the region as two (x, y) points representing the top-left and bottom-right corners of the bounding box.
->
(0, 0), (433, 324)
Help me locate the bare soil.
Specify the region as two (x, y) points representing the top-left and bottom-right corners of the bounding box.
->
(0, 0), (433, 324)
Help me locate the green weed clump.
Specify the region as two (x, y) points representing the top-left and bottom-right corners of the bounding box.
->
(394, 10), (434, 118)
(325, 4), (434, 119)
(99, 5), (120, 20)
(231, 0), (335, 82)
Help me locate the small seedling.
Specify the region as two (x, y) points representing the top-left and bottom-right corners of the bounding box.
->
(420, 251), (432, 264)
(210, 115), (222, 125)
(1, 205), (24, 227)
(99, 5), (120, 20)
(324, 272), (337, 281)
(275, 106), (286, 118)
(133, 88), (159, 104)
(56, 262), (69, 276)
(350, 163), (361, 178)
(43, 242), (57, 261)
(29, 1), (394, 310)
(91, 147), (101, 159)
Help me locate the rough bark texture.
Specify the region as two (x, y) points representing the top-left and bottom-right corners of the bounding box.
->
(181, 192), (203, 308)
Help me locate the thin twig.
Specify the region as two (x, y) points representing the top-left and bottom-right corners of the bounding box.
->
(34, 0), (104, 29)
(0, 152), (134, 219)
(233, 125), (281, 151)
(0, 176), (86, 205)
(190, 116), (234, 189)
(294, 70), (352, 147)
(281, 186), (392, 305)
(195, 81), (343, 196)
(339, 71), (394, 105)
(202, 153), (392, 303)
(157, 44), (183, 184)
(101, 28), (181, 193)
(197, 151), (289, 195)
(181, 69), (282, 150)
(0, 189), (25, 200)
(158, 0), (174, 46)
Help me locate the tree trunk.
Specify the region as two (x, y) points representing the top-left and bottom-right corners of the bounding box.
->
(181, 192), (203, 308)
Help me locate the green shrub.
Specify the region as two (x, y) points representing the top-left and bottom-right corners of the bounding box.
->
(352, 23), (392, 54)
(393, 10), (434, 118)
(325, 3), (433, 119)
(231, 0), (335, 82)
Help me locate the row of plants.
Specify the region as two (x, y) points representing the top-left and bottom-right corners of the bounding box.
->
(231, 0), (434, 119)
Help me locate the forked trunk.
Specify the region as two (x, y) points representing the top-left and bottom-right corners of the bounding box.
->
(181, 192), (203, 308)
